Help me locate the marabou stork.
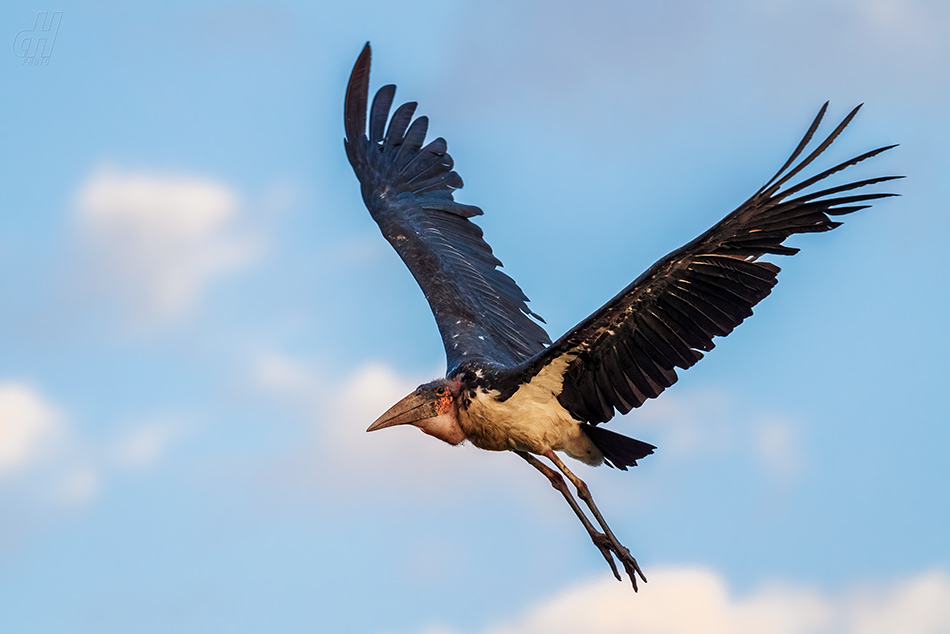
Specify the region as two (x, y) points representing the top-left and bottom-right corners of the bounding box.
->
(343, 43), (899, 591)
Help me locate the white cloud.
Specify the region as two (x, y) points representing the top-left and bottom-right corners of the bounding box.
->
(110, 417), (182, 469)
(321, 362), (467, 478)
(74, 167), (259, 325)
(449, 0), (950, 113)
(249, 355), (526, 498)
(250, 353), (416, 429)
(845, 571), (950, 634)
(632, 388), (738, 460)
(56, 465), (100, 507)
(855, 0), (950, 56)
(0, 382), (64, 476)
(613, 389), (812, 490)
(332, 363), (421, 434)
(252, 351), (324, 414)
(411, 567), (950, 634)
(1, 380), (186, 513)
(0, 381), (99, 508)
(753, 416), (805, 485)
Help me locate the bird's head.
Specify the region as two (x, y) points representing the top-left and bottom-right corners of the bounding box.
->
(366, 378), (465, 445)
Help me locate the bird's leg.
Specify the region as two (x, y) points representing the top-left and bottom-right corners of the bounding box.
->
(514, 450), (622, 582)
(543, 449), (647, 591)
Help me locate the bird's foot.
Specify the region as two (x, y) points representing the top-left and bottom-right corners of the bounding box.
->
(592, 532), (646, 592)
(592, 532), (622, 581)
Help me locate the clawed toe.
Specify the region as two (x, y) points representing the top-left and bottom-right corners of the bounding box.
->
(592, 532), (645, 591)
(617, 549), (646, 591)
(592, 532), (621, 581)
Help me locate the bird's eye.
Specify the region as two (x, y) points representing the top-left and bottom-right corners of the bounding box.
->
(436, 387), (446, 395)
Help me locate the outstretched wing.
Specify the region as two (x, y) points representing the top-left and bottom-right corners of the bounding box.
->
(345, 43), (551, 373)
(517, 103), (900, 424)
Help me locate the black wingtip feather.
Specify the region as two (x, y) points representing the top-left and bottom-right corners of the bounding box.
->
(763, 101), (828, 190)
(369, 84), (396, 144)
(344, 43), (372, 145)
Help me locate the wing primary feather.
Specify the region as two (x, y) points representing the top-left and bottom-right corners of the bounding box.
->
(774, 147), (901, 203)
(761, 101), (828, 190)
(405, 138), (448, 173)
(764, 175), (901, 212)
(344, 43), (372, 147)
(395, 116), (430, 171)
(762, 104), (863, 196)
(369, 84), (396, 144)
(385, 101), (417, 145)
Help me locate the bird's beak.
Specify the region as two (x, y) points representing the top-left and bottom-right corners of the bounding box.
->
(367, 390), (438, 432)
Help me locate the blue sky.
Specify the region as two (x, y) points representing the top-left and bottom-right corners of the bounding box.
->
(1, 1), (948, 633)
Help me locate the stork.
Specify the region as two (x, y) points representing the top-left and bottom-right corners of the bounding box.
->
(343, 43), (899, 591)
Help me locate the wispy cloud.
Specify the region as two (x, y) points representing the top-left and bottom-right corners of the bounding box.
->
(408, 567), (950, 634)
(0, 382), (65, 476)
(251, 351), (325, 418)
(74, 166), (260, 327)
(447, 0), (950, 114)
(1, 380), (186, 511)
(631, 388), (808, 487)
(631, 388), (738, 460)
(753, 415), (805, 485)
(109, 416), (184, 470)
(0, 380), (100, 508)
(56, 465), (99, 507)
(247, 355), (526, 499)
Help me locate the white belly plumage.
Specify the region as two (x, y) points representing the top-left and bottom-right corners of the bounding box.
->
(457, 358), (604, 466)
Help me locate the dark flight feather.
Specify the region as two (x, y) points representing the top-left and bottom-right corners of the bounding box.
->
(344, 43), (551, 373)
(511, 104), (900, 424)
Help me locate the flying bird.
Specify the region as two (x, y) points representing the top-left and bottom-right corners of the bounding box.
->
(343, 43), (899, 591)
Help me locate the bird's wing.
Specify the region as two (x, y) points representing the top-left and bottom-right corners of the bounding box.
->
(516, 103), (900, 424)
(345, 43), (551, 373)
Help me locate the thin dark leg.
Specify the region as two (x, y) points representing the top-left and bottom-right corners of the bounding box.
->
(514, 450), (622, 582)
(543, 449), (647, 591)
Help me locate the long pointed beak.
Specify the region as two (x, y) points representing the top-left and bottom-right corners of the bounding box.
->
(367, 390), (437, 432)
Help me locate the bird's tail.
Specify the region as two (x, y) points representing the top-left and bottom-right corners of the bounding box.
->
(582, 424), (655, 471)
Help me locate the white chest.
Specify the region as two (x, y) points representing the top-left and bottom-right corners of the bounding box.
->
(457, 358), (603, 465)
